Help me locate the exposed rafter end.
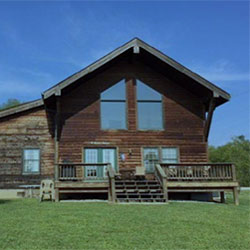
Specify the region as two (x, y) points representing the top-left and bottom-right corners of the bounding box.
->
(55, 88), (61, 96)
(133, 45), (140, 54)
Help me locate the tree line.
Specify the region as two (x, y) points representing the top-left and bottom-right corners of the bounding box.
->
(0, 98), (22, 111)
(209, 136), (250, 187)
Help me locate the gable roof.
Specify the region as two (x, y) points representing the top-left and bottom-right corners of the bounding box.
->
(42, 38), (230, 103)
(0, 38), (231, 120)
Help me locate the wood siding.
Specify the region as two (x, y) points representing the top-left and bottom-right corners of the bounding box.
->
(59, 60), (208, 171)
(0, 108), (54, 188)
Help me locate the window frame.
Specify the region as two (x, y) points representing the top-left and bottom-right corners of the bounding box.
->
(100, 79), (128, 130)
(142, 146), (179, 173)
(136, 80), (164, 131)
(22, 148), (41, 175)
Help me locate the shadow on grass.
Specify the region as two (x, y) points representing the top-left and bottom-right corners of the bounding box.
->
(0, 199), (12, 204)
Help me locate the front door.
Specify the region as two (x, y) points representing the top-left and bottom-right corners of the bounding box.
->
(84, 148), (117, 179)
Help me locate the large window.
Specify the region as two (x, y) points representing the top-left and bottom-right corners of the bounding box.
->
(101, 80), (126, 130)
(23, 149), (40, 174)
(137, 80), (163, 130)
(143, 147), (178, 173)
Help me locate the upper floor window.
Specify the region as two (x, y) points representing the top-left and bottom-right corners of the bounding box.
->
(23, 149), (40, 174)
(101, 80), (127, 130)
(137, 80), (163, 130)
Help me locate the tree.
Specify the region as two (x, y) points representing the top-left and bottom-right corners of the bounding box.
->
(209, 136), (250, 187)
(0, 99), (22, 111)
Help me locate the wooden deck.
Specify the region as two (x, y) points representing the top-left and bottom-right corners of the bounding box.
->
(54, 163), (239, 205)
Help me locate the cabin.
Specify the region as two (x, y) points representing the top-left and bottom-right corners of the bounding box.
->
(0, 38), (239, 204)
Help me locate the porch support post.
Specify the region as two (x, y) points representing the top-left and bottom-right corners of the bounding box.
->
(220, 191), (225, 203)
(107, 164), (116, 203)
(163, 177), (168, 203)
(54, 94), (61, 182)
(204, 93), (217, 141)
(55, 188), (59, 202)
(233, 187), (239, 206)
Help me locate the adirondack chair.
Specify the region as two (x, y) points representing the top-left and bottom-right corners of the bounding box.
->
(39, 179), (55, 202)
(134, 166), (146, 179)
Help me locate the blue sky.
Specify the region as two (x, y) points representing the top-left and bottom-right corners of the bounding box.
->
(0, 1), (249, 146)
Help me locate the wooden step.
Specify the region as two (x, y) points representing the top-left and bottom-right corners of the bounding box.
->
(115, 180), (159, 185)
(59, 190), (108, 193)
(114, 178), (165, 203)
(116, 198), (167, 203)
(116, 189), (162, 193)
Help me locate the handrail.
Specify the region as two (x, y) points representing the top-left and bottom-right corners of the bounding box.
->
(161, 163), (234, 166)
(56, 163), (110, 181)
(57, 163), (109, 166)
(155, 164), (168, 202)
(160, 163), (235, 181)
(107, 164), (116, 203)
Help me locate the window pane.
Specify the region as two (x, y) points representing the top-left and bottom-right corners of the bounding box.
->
(24, 149), (39, 160)
(24, 160), (39, 172)
(85, 149), (98, 178)
(162, 148), (178, 163)
(102, 149), (115, 168)
(138, 103), (163, 130)
(101, 80), (125, 100)
(102, 149), (116, 176)
(85, 149), (98, 163)
(137, 80), (161, 100)
(143, 148), (159, 173)
(101, 102), (126, 129)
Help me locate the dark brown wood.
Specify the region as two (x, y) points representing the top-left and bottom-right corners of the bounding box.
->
(58, 61), (208, 169)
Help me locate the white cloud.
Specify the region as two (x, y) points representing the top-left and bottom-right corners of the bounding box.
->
(189, 59), (250, 82)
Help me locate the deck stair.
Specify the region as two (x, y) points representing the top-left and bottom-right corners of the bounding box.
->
(115, 178), (167, 203)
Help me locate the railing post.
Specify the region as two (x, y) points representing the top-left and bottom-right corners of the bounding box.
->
(232, 164), (236, 181)
(107, 163), (116, 203)
(155, 164), (168, 203)
(162, 176), (168, 202)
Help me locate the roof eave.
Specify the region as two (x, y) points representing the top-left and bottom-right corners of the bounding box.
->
(42, 37), (230, 104)
(0, 99), (44, 119)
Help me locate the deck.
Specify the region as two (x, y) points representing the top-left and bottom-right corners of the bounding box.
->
(54, 163), (239, 204)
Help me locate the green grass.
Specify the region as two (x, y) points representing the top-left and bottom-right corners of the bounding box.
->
(0, 192), (249, 250)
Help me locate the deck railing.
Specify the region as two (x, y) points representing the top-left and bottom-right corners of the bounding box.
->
(160, 163), (236, 181)
(56, 163), (111, 181)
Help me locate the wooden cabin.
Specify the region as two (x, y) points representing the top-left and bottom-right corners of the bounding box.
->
(0, 38), (239, 204)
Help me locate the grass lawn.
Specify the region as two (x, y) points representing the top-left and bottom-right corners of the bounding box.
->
(0, 191), (249, 250)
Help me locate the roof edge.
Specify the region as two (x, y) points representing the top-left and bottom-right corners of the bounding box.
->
(42, 37), (230, 102)
(43, 38), (139, 99)
(135, 39), (231, 101)
(0, 99), (44, 119)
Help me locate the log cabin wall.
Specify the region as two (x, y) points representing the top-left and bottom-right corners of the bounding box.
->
(59, 59), (208, 171)
(0, 108), (54, 188)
